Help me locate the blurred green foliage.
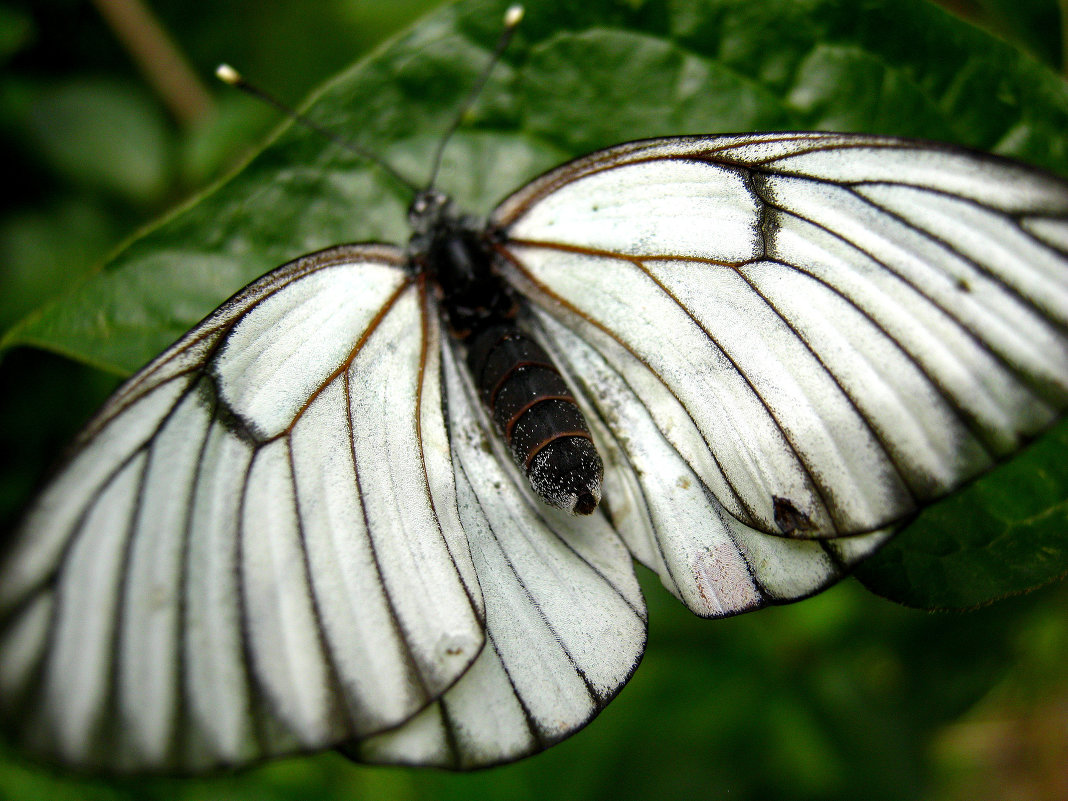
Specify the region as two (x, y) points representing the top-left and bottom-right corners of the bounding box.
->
(939, 0), (1064, 66)
(1, 0), (1067, 799)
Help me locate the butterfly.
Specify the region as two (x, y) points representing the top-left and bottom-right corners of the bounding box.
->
(2, 2), (1068, 777)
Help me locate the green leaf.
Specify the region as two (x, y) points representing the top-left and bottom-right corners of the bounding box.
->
(929, 0), (1064, 70)
(3, 0), (1068, 607)
(0, 4), (32, 65)
(0, 199), (118, 331)
(855, 420), (1068, 609)
(13, 77), (175, 205)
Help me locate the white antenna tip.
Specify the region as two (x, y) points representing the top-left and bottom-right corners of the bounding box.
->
(504, 5), (524, 28)
(215, 63), (242, 85)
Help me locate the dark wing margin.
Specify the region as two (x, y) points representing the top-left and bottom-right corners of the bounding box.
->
(490, 132), (1068, 615)
(0, 244), (487, 773)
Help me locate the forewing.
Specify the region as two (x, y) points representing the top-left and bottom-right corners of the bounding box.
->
(493, 133), (1068, 540)
(347, 339), (647, 769)
(0, 245), (486, 772)
(491, 132), (1068, 616)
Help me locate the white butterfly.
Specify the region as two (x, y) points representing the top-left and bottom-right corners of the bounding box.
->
(2, 14), (1068, 776)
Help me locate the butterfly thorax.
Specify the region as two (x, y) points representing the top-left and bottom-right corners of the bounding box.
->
(406, 188), (603, 516)
(407, 188), (516, 338)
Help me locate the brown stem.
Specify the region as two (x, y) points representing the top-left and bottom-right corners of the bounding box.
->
(1061, 0), (1068, 75)
(91, 0), (214, 126)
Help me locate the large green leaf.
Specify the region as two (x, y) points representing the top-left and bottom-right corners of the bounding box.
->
(4, 0), (1068, 617)
(932, 0), (1064, 69)
(855, 420), (1068, 609)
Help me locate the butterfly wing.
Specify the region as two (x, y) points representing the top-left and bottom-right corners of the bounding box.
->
(491, 132), (1068, 616)
(7, 130), (1066, 772)
(349, 340), (646, 769)
(0, 244), (489, 772)
(530, 308), (894, 617)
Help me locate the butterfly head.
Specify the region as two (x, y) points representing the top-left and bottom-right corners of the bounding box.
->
(408, 189), (455, 237)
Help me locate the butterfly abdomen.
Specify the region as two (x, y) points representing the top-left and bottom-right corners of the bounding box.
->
(465, 324), (603, 515)
(414, 200), (604, 516)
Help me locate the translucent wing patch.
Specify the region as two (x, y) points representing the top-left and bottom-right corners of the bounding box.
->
(0, 245), (486, 772)
(493, 133), (1068, 545)
(349, 340), (646, 768)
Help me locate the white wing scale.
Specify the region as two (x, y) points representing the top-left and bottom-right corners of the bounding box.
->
(0, 245), (488, 771)
(493, 132), (1068, 616)
(495, 133), (1068, 537)
(528, 307), (891, 618)
(352, 340), (646, 768)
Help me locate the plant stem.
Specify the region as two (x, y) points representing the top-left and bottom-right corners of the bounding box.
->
(91, 0), (213, 126)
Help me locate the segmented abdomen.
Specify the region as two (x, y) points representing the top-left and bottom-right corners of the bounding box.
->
(465, 324), (603, 515)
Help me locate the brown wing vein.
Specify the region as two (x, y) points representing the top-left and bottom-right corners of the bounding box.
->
(628, 256), (839, 531)
(756, 190), (1059, 412)
(284, 437), (354, 736)
(342, 368), (433, 710)
(733, 268), (922, 504)
(413, 276), (485, 624)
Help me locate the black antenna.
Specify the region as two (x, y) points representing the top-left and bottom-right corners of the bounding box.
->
(216, 3), (524, 196)
(425, 4), (525, 190)
(215, 63), (420, 194)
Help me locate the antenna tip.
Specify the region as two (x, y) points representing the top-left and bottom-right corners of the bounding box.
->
(215, 63), (242, 85)
(503, 4), (524, 28)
